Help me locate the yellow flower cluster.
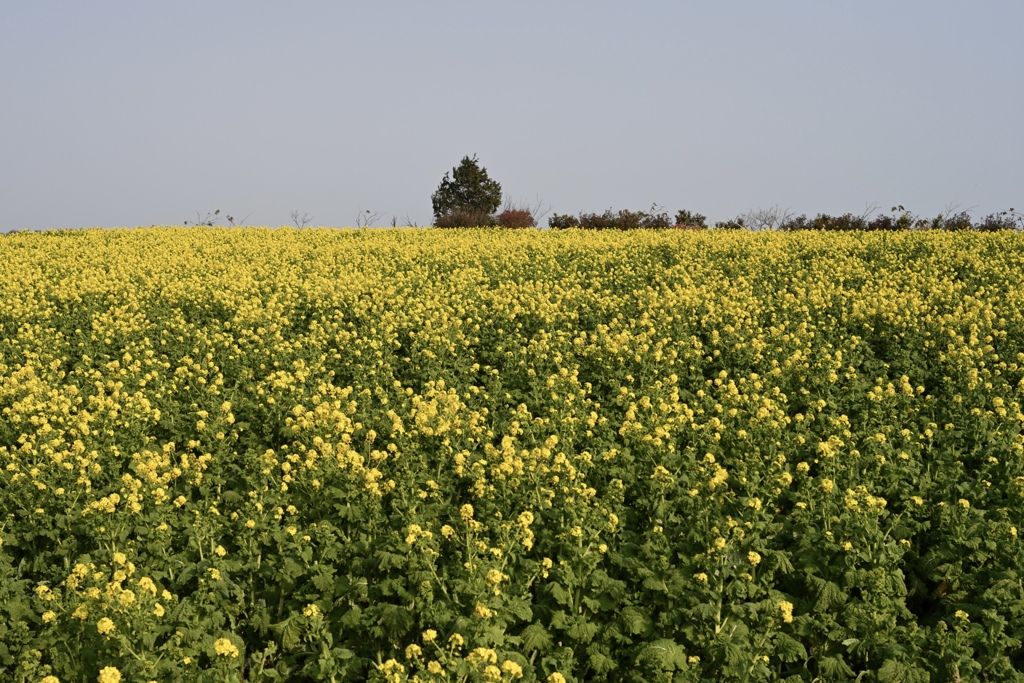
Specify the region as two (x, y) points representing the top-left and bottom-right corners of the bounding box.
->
(213, 637), (240, 657)
(97, 667), (122, 683)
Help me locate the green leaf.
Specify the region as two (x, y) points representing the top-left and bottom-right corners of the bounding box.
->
(483, 625), (507, 646)
(275, 557), (304, 582)
(643, 576), (668, 591)
(312, 567), (335, 591)
(693, 603), (717, 620)
(877, 659), (902, 683)
(567, 616), (599, 643)
(550, 610), (569, 631)
(815, 581), (845, 612)
(620, 606), (649, 635)
(506, 597), (533, 622)
(587, 644), (616, 674)
(818, 656), (854, 679)
(548, 581), (572, 606)
(723, 642), (745, 666)
(376, 604), (414, 640)
(775, 633), (807, 662)
(521, 623), (552, 652)
(637, 639), (688, 671)
(271, 617), (302, 651)
(376, 550), (406, 571)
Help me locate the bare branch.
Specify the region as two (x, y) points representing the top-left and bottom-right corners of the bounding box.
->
(355, 209), (385, 228)
(290, 210), (314, 229)
(184, 209), (218, 227)
(184, 208), (250, 227)
(740, 204), (794, 231)
(941, 203), (963, 221)
(226, 213), (252, 227)
(940, 202), (978, 220)
(857, 203), (880, 222)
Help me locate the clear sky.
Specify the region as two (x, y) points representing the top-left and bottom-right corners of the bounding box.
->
(3, 1), (1022, 230)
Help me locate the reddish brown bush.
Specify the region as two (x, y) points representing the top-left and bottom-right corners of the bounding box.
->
(495, 209), (535, 229)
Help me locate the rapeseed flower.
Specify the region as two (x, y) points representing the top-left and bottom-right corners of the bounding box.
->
(97, 667), (121, 683)
(213, 637), (239, 657)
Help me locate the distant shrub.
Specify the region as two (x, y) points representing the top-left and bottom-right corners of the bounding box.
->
(714, 217), (747, 230)
(434, 208), (496, 228)
(674, 209), (707, 229)
(575, 211), (618, 230)
(550, 206), (672, 230)
(613, 207), (671, 229)
(975, 209), (1022, 231)
(779, 207), (918, 232)
(779, 215), (810, 231)
(549, 203), (1021, 233)
(777, 213), (863, 231)
(547, 213), (579, 229)
(931, 211), (974, 231)
(864, 215), (901, 231)
(811, 213), (868, 231)
(495, 208), (535, 229)
(491, 198), (540, 229)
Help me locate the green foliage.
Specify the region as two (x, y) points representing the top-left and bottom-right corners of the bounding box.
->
(674, 210), (707, 229)
(930, 210), (973, 232)
(775, 206), (1024, 232)
(431, 155), (502, 225)
(548, 205), (672, 230)
(976, 208), (1023, 232)
(714, 216), (747, 230)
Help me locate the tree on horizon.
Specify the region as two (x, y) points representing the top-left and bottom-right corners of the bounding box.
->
(431, 155), (502, 225)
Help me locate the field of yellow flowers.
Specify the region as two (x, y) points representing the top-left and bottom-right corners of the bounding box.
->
(2, 227), (1023, 682)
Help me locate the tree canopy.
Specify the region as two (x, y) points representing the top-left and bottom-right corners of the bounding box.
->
(431, 155), (502, 223)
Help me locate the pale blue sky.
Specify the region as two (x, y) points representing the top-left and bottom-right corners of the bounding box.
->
(3, 1), (1022, 230)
